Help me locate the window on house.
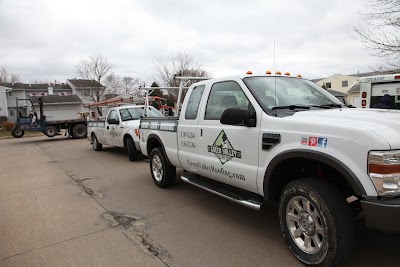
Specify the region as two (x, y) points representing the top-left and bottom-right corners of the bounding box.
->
(342, 80), (348, 87)
(325, 82), (331, 89)
(7, 91), (12, 97)
(9, 109), (14, 116)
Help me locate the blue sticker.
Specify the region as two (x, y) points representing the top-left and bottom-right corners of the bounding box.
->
(317, 137), (328, 148)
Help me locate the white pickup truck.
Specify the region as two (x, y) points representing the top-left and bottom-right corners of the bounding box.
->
(139, 74), (400, 266)
(88, 105), (164, 161)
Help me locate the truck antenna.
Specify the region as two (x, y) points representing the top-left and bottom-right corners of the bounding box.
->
(274, 40), (277, 116)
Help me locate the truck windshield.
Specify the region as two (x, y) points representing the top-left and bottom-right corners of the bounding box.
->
(243, 77), (343, 111)
(119, 106), (164, 121)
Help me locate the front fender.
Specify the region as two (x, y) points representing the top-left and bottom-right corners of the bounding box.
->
(262, 150), (371, 199)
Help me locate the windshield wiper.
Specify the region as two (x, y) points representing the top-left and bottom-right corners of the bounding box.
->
(272, 105), (310, 110)
(309, 104), (343, 109)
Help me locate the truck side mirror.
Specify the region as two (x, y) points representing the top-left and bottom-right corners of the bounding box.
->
(220, 107), (256, 127)
(108, 118), (119, 125)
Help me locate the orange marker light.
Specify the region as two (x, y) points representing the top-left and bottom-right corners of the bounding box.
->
(266, 70), (272, 74)
(276, 71), (281, 75)
(285, 72), (290, 76)
(297, 74), (302, 78)
(246, 71), (253, 75)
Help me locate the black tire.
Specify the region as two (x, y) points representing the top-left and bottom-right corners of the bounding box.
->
(43, 126), (57, 137)
(149, 147), (176, 188)
(278, 178), (355, 266)
(92, 134), (102, 151)
(126, 137), (138, 161)
(72, 124), (87, 139)
(11, 128), (24, 138)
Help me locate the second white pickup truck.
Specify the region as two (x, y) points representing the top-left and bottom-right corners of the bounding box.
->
(140, 73), (400, 266)
(88, 105), (164, 161)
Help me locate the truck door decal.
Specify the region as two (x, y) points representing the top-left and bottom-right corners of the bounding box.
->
(207, 130), (242, 164)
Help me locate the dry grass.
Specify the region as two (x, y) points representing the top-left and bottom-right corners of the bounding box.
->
(0, 130), (43, 139)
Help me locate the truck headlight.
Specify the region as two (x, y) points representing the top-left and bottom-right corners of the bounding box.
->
(369, 151), (400, 196)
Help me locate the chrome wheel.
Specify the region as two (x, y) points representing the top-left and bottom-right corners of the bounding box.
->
(152, 154), (163, 182)
(286, 196), (324, 254)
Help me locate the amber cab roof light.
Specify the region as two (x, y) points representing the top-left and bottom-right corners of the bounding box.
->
(266, 70), (272, 74)
(285, 72), (290, 76)
(246, 70), (253, 75)
(276, 71), (281, 75)
(297, 74), (302, 78)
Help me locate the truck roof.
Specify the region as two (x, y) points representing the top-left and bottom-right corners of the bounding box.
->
(190, 74), (306, 87)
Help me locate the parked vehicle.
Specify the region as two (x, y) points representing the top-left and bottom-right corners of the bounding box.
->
(140, 73), (400, 266)
(11, 97), (87, 139)
(359, 73), (400, 109)
(88, 105), (164, 161)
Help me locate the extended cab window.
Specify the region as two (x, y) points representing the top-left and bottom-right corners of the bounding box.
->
(185, 85), (205, 120)
(107, 110), (119, 122)
(205, 81), (249, 120)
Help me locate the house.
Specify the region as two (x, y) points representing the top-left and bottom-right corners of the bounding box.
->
(314, 74), (358, 95)
(67, 79), (106, 118)
(67, 79), (105, 104)
(0, 85), (10, 117)
(0, 82), (85, 122)
(313, 70), (400, 107)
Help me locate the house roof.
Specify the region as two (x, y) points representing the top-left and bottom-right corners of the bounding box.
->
(312, 69), (400, 81)
(0, 83), (25, 89)
(347, 83), (360, 93)
(31, 94), (82, 104)
(0, 83), (71, 90)
(349, 69), (400, 77)
(67, 79), (104, 88)
(105, 93), (119, 100)
(327, 89), (347, 96)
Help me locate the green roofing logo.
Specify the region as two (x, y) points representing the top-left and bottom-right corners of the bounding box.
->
(207, 130), (242, 164)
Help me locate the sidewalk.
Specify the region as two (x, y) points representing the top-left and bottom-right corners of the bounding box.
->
(0, 137), (165, 267)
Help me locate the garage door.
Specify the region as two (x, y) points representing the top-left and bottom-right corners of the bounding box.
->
(352, 96), (361, 108)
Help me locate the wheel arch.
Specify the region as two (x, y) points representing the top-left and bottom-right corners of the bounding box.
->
(264, 150), (366, 201)
(146, 134), (173, 166)
(123, 133), (134, 147)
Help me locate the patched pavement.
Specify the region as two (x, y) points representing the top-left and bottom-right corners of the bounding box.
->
(0, 136), (399, 266)
(0, 136), (165, 267)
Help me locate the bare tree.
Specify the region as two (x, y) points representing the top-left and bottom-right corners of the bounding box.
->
(353, 0), (400, 69)
(104, 73), (121, 94)
(121, 76), (141, 95)
(75, 54), (114, 116)
(154, 51), (209, 97)
(0, 67), (22, 83)
(29, 79), (53, 84)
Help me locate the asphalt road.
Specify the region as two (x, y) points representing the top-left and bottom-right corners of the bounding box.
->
(0, 136), (399, 266)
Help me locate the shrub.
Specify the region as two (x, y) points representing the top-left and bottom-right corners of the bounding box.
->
(1, 121), (14, 131)
(0, 116), (7, 125)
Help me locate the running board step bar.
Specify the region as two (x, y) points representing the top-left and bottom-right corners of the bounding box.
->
(181, 174), (262, 210)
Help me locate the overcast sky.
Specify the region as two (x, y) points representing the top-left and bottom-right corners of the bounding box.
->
(0, 0), (377, 83)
